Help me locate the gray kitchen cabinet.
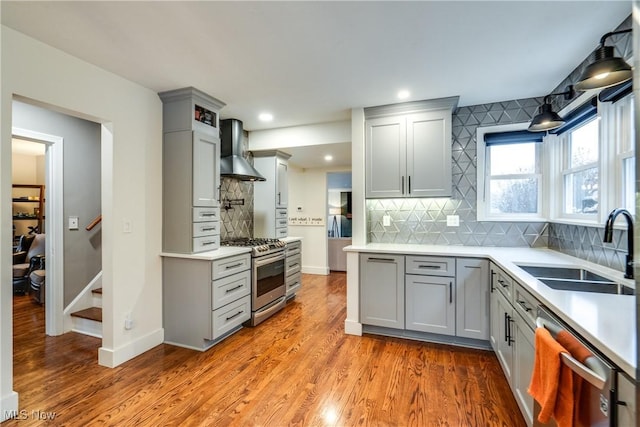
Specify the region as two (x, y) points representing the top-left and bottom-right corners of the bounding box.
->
(406, 274), (455, 335)
(617, 372), (636, 427)
(490, 262), (538, 426)
(285, 239), (302, 299)
(360, 253), (405, 329)
(159, 87), (225, 254)
(162, 252), (251, 351)
(455, 258), (489, 340)
(253, 150), (291, 238)
(364, 98), (458, 199)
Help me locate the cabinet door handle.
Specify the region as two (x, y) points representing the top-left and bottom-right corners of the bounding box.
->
(507, 315), (515, 346)
(449, 281), (453, 304)
(408, 175), (411, 194)
(490, 270), (496, 292)
(504, 312), (509, 343)
(401, 176), (405, 195)
(278, 192), (281, 205)
(225, 262), (243, 270)
(367, 257), (395, 263)
(218, 185), (222, 203)
(225, 284), (244, 293)
(418, 265), (439, 269)
(226, 311), (244, 321)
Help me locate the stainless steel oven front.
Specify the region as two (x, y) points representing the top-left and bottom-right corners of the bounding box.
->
(250, 250), (286, 326)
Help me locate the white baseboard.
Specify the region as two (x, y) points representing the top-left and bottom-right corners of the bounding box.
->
(344, 319), (362, 336)
(0, 391), (19, 422)
(98, 328), (164, 368)
(301, 266), (330, 275)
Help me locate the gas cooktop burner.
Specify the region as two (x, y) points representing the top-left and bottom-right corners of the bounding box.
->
(221, 237), (286, 256)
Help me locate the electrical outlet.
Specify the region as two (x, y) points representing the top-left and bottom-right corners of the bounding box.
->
(124, 313), (133, 330)
(447, 215), (460, 227)
(123, 219), (132, 233)
(383, 215), (391, 227)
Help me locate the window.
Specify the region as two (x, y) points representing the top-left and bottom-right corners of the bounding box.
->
(477, 126), (544, 221)
(614, 94), (635, 213)
(560, 118), (600, 216)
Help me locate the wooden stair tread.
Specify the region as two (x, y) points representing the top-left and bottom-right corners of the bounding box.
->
(70, 307), (102, 322)
(91, 288), (103, 295)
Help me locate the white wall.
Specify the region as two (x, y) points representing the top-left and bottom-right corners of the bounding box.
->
(1, 25), (163, 419)
(249, 120), (350, 150)
(289, 165), (351, 275)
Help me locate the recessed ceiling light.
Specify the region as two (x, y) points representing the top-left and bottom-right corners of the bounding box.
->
(397, 90), (410, 99)
(259, 113), (273, 122)
(324, 155), (333, 161)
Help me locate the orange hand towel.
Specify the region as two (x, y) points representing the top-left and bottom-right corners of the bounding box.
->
(556, 330), (592, 427)
(528, 327), (575, 427)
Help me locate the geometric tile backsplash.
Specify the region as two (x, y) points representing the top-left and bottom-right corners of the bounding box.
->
(367, 15), (632, 273)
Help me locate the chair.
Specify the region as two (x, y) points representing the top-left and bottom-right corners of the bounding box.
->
(13, 234), (45, 295)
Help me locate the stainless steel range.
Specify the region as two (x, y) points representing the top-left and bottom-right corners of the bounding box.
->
(221, 238), (287, 326)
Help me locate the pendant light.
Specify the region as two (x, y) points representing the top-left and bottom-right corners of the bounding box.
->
(528, 86), (575, 132)
(575, 29), (632, 91)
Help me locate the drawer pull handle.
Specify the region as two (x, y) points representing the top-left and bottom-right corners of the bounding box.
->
(225, 262), (243, 269)
(517, 300), (532, 312)
(368, 257), (395, 263)
(201, 213), (217, 217)
(225, 284), (244, 293)
(418, 265), (440, 269)
(288, 263), (299, 268)
(226, 311), (244, 321)
(202, 241), (217, 246)
(498, 279), (508, 288)
(201, 227), (216, 232)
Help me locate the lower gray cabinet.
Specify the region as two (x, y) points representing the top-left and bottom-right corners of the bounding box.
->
(360, 253), (405, 329)
(512, 312), (535, 426)
(617, 372), (637, 427)
(455, 258), (489, 340)
(406, 274), (455, 335)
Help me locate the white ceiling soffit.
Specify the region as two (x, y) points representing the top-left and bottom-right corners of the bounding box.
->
(280, 141), (352, 170)
(1, 1), (631, 133)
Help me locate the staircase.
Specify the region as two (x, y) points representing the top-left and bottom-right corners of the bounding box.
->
(70, 288), (102, 338)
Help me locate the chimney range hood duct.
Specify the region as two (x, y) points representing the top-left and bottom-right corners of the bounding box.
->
(220, 119), (265, 182)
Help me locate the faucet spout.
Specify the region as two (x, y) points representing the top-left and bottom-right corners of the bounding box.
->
(603, 208), (634, 279)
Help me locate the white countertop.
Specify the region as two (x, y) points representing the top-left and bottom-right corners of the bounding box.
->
(161, 246), (251, 260)
(345, 243), (637, 378)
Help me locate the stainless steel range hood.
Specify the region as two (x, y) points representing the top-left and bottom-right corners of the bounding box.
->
(220, 119), (266, 181)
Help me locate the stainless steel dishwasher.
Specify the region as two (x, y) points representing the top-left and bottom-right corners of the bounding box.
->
(534, 306), (617, 427)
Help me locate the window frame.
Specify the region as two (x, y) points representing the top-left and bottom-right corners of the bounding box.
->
(476, 123), (546, 222)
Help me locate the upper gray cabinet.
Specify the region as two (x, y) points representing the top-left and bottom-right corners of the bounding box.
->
(159, 87), (225, 254)
(253, 150), (291, 238)
(364, 97), (458, 199)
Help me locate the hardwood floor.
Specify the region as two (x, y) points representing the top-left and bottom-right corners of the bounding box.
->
(6, 273), (525, 426)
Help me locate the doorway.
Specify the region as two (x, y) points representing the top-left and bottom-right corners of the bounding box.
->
(327, 172), (352, 272)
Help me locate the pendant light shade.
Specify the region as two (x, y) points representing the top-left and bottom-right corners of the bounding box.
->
(528, 85), (575, 132)
(528, 103), (565, 132)
(575, 29), (632, 91)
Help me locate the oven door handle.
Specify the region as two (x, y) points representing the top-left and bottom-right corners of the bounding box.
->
(535, 317), (607, 390)
(254, 252), (285, 268)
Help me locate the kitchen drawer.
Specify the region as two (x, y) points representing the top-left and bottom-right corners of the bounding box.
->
(212, 253), (251, 280)
(193, 235), (220, 253)
(212, 269), (251, 310)
(286, 273), (301, 296)
(192, 221), (220, 238)
(406, 256), (455, 276)
(513, 283), (539, 329)
(287, 241), (301, 256)
(211, 294), (251, 340)
(276, 217), (288, 228)
(193, 207), (220, 222)
(491, 264), (514, 302)
(276, 227), (288, 238)
(286, 255), (301, 276)
(276, 208), (288, 219)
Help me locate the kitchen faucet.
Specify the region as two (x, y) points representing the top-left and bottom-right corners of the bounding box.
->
(603, 208), (635, 279)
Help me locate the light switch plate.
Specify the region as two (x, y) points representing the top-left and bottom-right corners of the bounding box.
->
(447, 215), (460, 227)
(383, 215), (391, 227)
(68, 216), (79, 230)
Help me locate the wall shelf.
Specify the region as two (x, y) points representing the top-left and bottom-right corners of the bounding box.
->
(12, 184), (45, 236)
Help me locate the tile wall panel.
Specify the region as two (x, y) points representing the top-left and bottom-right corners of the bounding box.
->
(220, 132), (254, 240)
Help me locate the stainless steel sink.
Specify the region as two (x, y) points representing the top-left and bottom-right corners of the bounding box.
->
(517, 265), (635, 296)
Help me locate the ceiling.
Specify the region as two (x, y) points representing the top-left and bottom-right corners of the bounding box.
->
(1, 1), (632, 168)
(12, 138), (46, 156)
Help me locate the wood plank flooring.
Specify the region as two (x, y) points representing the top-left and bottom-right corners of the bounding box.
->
(6, 273), (525, 426)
